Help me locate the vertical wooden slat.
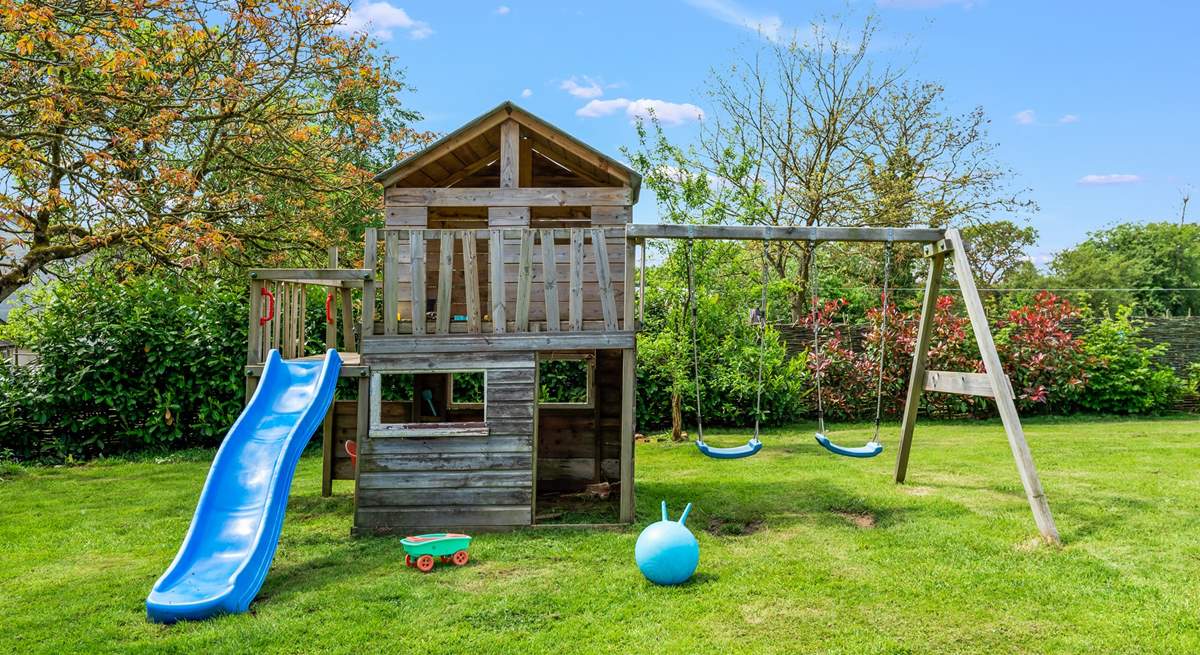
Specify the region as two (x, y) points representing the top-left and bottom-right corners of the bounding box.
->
(499, 119), (520, 188)
(947, 228), (1060, 544)
(539, 229), (560, 332)
(436, 230), (454, 334)
(325, 247), (338, 347)
(590, 228), (618, 330)
(384, 230), (399, 335)
(519, 135), (533, 187)
(410, 229), (427, 335)
(296, 283), (306, 357)
(340, 288), (356, 352)
(270, 282), (282, 354)
(462, 230), (481, 334)
(489, 228), (507, 333)
(516, 230), (534, 331)
(569, 229), (584, 331)
(360, 228), (378, 339)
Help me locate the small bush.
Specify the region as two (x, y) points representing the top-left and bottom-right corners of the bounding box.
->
(1076, 306), (1182, 414)
(0, 273), (247, 461)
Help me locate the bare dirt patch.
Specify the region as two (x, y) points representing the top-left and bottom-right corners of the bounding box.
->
(705, 517), (766, 536)
(833, 510), (877, 529)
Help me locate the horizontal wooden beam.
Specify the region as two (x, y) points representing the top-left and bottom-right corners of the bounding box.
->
(246, 364), (368, 378)
(385, 187), (632, 207)
(923, 370), (998, 397)
(361, 331), (635, 355)
(626, 224), (945, 243)
(369, 422), (490, 439)
(378, 226), (626, 241)
(250, 269), (372, 281)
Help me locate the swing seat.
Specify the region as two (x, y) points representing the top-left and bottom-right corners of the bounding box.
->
(696, 437), (763, 460)
(814, 433), (883, 459)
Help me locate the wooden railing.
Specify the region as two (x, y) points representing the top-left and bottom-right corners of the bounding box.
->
(367, 227), (628, 336)
(245, 251), (367, 366)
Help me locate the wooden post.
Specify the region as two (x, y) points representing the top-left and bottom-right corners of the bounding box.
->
(354, 375), (369, 513)
(340, 289), (356, 352)
(360, 228), (377, 340)
(619, 237), (637, 522)
(946, 229), (1060, 544)
(321, 248), (338, 497)
(245, 278), (265, 403)
(499, 119), (520, 189)
(894, 252), (944, 483)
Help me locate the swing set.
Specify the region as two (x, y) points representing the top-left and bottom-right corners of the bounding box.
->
(631, 223), (1061, 544)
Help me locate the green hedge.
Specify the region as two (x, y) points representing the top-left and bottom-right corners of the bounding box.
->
(0, 274), (247, 461)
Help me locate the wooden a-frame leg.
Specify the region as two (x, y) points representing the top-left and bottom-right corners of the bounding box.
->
(946, 229), (1061, 544)
(894, 252), (944, 483)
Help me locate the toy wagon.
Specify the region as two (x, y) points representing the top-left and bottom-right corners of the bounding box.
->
(400, 533), (472, 572)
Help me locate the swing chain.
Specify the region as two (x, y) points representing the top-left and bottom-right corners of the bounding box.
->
(808, 241), (825, 435)
(870, 239), (894, 444)
(752, 239), (769, 440)
(685, 240), (704, 442)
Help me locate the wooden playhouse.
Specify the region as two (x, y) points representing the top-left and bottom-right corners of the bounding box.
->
(244, 101), (642, 534)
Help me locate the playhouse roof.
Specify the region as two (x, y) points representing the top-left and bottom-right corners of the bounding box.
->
(374, 101), (641, 202)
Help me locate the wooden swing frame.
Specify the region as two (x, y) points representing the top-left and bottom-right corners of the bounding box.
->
(627, 224), (1061, 544)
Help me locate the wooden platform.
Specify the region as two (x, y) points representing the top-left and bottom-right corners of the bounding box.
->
(244, 351), (367, 378)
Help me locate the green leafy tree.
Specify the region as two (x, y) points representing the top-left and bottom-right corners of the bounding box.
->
(1049, 222), (1200, 316)
(0, 0), (429, 302)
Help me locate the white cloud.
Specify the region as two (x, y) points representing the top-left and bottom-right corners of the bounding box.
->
(1077, 174), (1143, 186)
(1013, 109), (1036, 125)
(495, 5), (510, 15)
(1058, 114), (1080, 124)
(520, 88), (533, 98)
(684, 0), (784, 41)
(560, 76), (604, 99)
(337, 2), (432, 40)
(576, 98), (704, 125)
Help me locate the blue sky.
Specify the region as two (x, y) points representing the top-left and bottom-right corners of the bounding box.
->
(344, 0), (1199, 262)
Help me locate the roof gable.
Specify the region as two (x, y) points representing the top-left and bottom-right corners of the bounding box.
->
(374, 101), (641, 202)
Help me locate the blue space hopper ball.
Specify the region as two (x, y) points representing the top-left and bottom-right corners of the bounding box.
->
(635, 501), (700, 585)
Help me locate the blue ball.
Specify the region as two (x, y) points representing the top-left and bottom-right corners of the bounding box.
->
(635, 503), (699, 586)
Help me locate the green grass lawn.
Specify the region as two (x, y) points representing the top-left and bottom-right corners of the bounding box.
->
(2, 416), (1199, 654)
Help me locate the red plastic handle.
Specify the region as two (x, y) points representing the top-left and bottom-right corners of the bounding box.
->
(259, 287), (275, 326)
(325, 292), (335, 324)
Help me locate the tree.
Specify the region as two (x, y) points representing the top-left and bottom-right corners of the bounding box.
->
(626, 14), (1032, 322)
(1049, 222), (1200, 316)
(961, 220), (1039, 286)
(0, 0), (429, 303)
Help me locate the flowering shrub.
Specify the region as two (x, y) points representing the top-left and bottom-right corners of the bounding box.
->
(993, 292), (1088, 413)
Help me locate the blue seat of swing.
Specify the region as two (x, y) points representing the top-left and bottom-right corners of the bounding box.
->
(814, 433), (884, 459)
(695, 437), (763, 460)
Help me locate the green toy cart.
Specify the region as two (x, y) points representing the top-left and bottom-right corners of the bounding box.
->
(400, 533), (472, 572)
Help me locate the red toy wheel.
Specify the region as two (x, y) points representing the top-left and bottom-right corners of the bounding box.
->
(405, 554), (413, 567)
(451, 550), (469, 566)
(416, 554), (436, 572)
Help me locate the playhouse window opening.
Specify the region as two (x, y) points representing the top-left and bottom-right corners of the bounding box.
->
(538, 354), (593, 408)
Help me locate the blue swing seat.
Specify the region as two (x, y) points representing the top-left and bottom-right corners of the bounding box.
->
(695, 437), (763, 460)
(814, 433), (883, 459)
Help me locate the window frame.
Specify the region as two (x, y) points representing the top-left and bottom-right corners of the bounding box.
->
(536, 352), (595, 409)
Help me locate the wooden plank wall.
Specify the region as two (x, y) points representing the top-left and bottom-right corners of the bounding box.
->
(536, 349), (623, 492)
(354, 352), (536, 533)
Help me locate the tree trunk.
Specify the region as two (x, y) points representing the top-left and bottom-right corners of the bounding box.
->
(671, 392), (683, 441)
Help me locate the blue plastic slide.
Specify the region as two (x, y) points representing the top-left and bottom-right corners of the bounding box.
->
(146, 349), (341, 623)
